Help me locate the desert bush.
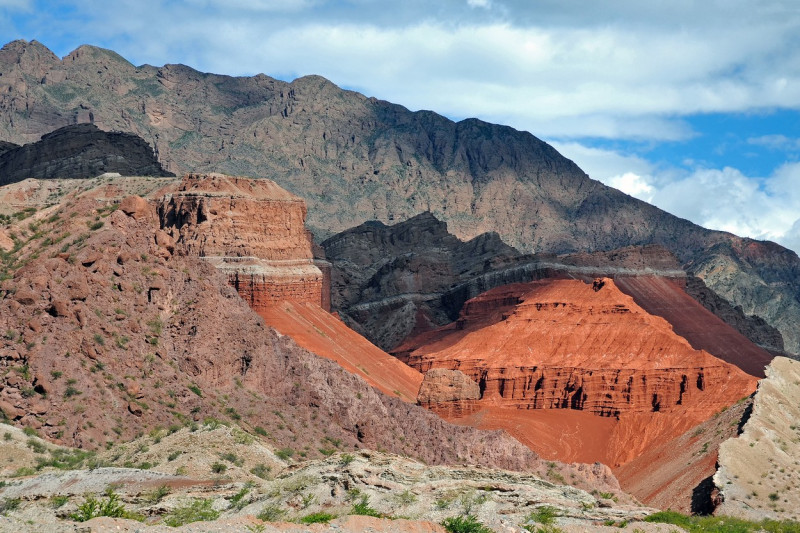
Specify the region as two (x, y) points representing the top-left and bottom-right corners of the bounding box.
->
(441, 515), (493, 533)
(164, 498), (219, 527)
(351, 495), (381, 517)
(70, 491), (141, 522)
(299, 511), (336, 524)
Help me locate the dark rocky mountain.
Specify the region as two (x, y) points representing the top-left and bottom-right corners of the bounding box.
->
(0, 39), (798, 354)
(323, 213), (780, 377)
(0, 123), (173, 185)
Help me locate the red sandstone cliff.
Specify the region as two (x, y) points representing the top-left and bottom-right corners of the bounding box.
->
(397, 278), (757, 466)
(157, 173), (421, 399)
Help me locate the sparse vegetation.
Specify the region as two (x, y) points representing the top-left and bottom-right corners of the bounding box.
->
(645, 510), (800, 533)
(299, 511), (336, 524)
(442, 515), (494, 533)
(164, 498), (220, 527)
(257, 503), (285, 522)
(69, 491), (141, 522)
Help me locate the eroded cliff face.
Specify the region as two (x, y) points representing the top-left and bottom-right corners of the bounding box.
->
(156, 173), (420, 399)
(158, 173), (326, 310)
(714, 357), (800, 521)
(398, 278), (757, 467)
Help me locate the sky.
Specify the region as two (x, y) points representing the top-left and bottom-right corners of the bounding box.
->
(2, 0), (800, 254)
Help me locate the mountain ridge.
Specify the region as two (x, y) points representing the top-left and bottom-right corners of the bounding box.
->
(0, 39), (798, 354)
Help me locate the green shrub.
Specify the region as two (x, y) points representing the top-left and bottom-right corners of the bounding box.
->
(211, 462), (227, 474)
(257, 503), (285, 522)
(644, 510), (800, 533)
(299, 512), (336, 524)
(69, 492), (141, 522)
(527, 506), (559, 525)
(441, 515), (494, 533)
(145, 484), (171, 504)
(250, 463), (271, 479)
(164, 498), (219, 527)
(351, 495), (381, 517)
(275, 447), (294, 461)
(0, 498), (21, 516)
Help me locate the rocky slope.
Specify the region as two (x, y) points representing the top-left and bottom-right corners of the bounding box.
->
(0, 123), (173, 185)
(321, 212), (520, 350)
(714, 357), (800, 521)
(0, 423), (652, 532)
(0, 39), (797, 354)
(396, 278), (757, 469)
(0, 183), (598, 480)
(158, 173), (326, 309)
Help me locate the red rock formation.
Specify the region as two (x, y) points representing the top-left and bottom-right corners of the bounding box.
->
(397, 278), (758, 466)
(158, 173), (325, 308)
(158, 173), (415, 398)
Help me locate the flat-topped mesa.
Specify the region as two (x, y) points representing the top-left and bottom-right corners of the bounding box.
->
(399, 278), (757, 420)
(158, 173), (328, 310)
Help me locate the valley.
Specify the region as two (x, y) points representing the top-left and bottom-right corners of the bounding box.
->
(0, 39), (799, 532)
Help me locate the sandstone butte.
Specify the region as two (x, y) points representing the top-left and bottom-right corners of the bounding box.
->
(157, 173), (422, 400)
(396, 278), (758, 471)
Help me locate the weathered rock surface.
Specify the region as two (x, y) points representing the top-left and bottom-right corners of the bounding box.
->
(0, 187), (559, 474)
(158, 173), (326, 309)
(397, 278), (757, 467)
(417, 369), (480, 405)
(0, 123), (173, 185)
(0, 424), (646, 532)
(0, 39), (797, 354)
(714, 357), (800, 521)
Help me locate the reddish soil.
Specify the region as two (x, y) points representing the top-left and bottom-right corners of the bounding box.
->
(257, 300), (423, 401)
(614, 276), (773, 377)
(397, 278), (757, 469)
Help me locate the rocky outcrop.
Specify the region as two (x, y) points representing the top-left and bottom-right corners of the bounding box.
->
(0, 185), (551, 474)
(0, 39), (796, 354)
(322, 212), (520, 350)
(714, 357), (800, 521)
(397, 278), (757, 466)
(0, 123), (173, 185)
(158, 173), (327, 310)
(417, 369), (480, 407)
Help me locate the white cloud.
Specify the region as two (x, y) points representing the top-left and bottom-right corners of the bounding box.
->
(561, 142), (800, 254)
(748, 134), (800, 151)
(41, 1), (800, 142)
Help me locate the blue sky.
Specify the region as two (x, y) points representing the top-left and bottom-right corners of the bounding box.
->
(2, 0), (800, 253)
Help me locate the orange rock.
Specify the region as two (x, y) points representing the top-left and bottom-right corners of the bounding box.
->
(397, 278), (758, 466)
(119, 195), (150, 220)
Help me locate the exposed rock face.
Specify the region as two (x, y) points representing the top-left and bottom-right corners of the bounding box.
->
(324, 214), (776, 378)
(0, 123), (173, 185)
(322, 212), (520, 350)
(0, 186), (555, 474)
(0, 39), (797, 354)
(396, 278), (757, 466)
(417, 369), (481, 405)
(256, 299), (423, 401)
(158, 173), (326, 310)
(616, 395), (752, 513)
(714, 357), (800, 521)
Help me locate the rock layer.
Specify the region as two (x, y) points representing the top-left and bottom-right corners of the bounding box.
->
(397, 278), (757, 466)
(158, 173), (327, 309)
(714, 357), (800, 521)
